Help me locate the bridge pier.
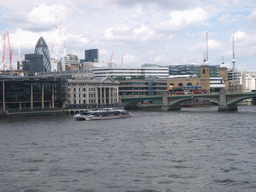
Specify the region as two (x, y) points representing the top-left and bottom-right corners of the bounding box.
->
(252, 97), (256, 105)
(169, 105), (181, 111)
(218, 105), (237, 112)
(218, 89), (237, 111)
(161, 105), (181, 111)
(162, 91), (169, 111)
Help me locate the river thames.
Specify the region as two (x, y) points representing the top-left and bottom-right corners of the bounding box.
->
(0, 106), (256, 192)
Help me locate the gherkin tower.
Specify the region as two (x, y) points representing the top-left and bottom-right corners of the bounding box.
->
(35, 37), (51, 72)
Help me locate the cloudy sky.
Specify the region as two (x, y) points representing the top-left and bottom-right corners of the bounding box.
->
(1, 0), (256, 71)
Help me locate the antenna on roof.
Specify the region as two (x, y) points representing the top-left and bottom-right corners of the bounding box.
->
(232, 35), (236, 70)
(206, 31), (208, 62)
(203, 52), (206, 62)
(222, 56), (225, 65)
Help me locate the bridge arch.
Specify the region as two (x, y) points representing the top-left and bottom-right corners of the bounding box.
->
(168, 96), (219, 106)
(227, 95), (254, 105)
(122, 98), (163, 107)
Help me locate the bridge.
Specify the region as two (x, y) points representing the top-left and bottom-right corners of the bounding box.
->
(120, 90), (256, 111)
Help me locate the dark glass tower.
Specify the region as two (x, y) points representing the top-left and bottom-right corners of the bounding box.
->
(25, 54), (44, 72)
(35, 37), (51, 72)
(85, 49), (98, 62)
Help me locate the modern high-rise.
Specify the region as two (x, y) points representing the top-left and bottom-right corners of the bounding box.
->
(85, 49), (98, 62)
(24, 54), (44, 72)
(35, 37), (51, 72)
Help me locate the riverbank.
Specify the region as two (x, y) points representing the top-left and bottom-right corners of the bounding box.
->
(0, 108), (89, 118)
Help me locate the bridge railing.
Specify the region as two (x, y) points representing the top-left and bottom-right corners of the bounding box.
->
(120, 94), (162, 99)
(120, 91), (256, 99)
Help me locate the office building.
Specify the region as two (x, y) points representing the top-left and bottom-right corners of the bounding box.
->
(24, 54), (44, 72)
(85, 49), (99, 62)
(91, 67), (169, 79)
(67, 77), (119, 108)
(35, 37), (51, 72)
(168, 64), (220, 78)
(119, 79), (167, 96)
(0, 76), (67, 111)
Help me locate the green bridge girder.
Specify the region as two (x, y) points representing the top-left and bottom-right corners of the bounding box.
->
(226, 93), (256, 105)
(122, 96), (163, 106)
(121, 93), (256, 107)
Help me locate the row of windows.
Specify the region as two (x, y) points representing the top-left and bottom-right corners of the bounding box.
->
(71, 99), (96, 104)
(69, 93), (117, 98)
(68, 88), (96, 92)
(169, 83), (200, 87)
(68, 83), (101, 86)
(72, 93), (96, 98)
(69, 99), (118, 104)
(120, 82), (167, 86)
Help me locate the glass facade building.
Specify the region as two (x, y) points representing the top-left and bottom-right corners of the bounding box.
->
(35, 37), (51, 72)
(85, 49), (99, 62)
(168, 64), (220, 78)
(24, 54), (44, 72)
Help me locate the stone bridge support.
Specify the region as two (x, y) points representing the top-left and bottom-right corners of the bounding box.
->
(161, 91), (170, 111)
(161, 91), (181, 111)
(252, 97), (256, 105)
(218, 89), (237, 111)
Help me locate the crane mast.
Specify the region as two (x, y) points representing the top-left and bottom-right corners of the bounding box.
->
(7, 31), (13, 71)
(121, 54), (124, 67)
(2, 33), (6, 70)
(110, 52), (113, 63)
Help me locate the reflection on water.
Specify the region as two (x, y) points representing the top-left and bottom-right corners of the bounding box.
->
(0, 106), (256, 192)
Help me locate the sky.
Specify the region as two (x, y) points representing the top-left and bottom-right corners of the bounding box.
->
(1, 0), (256, 71)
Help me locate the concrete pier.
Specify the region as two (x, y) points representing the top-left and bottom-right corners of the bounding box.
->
(218, 89), (237, 111)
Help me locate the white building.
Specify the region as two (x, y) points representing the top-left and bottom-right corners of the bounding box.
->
(81, 62), (117, 68)
(38, 66), (169, 79)
(242, 72), (256, 91)
(210, 77), (225, 92)
(67, 77), (120, 108)
(228, 69), (242, 85)
(91, 67), (169, 79)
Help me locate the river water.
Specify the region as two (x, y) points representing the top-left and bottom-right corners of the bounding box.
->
(0, 106), (256, 192)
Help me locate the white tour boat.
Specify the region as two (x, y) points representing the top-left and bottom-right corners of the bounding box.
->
(73, 108), (133, 121)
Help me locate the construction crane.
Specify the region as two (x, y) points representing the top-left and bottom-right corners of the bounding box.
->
(110, 52), (113, 63)
(60, 43), (67, 71)
(7, 31), (13, 70)
(51, 26), (66, 71)
(1, 33), (6, 70)
(121, 54), (124, 67)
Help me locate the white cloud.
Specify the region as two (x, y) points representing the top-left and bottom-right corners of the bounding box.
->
(2, 4), (68, 32)
(1, 1), (256, 71)
(219, 13), (243, 24)
(154, 8), (208, 33)
(104, 25), (156, 43)
(248, 9), (256, 21)
(28, 4), (66, 25)
(208, 39), (221, 49)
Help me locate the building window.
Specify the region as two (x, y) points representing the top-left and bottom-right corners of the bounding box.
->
(203, 69), (206, 74)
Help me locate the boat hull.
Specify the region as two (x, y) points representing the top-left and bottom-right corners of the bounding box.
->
(73, 108), (133, 121)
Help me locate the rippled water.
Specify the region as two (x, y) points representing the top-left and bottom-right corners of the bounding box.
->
(1, 106), (256, 192)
